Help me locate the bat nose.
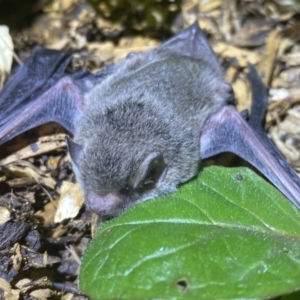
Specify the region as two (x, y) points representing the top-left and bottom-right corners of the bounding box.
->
(86, 191), (124, 215)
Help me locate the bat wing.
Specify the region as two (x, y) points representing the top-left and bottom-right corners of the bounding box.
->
(200, 65), (300, 208)
(0, 46), (113, 145)
(160, 21), (223, 75)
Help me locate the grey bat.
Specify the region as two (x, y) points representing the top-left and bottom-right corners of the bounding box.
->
(0, 22), (300, 217)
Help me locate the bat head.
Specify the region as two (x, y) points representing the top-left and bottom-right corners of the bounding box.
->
(66, 120), (183, 217)
(66, 97), (201, 217)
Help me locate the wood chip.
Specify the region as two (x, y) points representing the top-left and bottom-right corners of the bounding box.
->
(54, 181), (84, 223)
(258, 30), (281, 86)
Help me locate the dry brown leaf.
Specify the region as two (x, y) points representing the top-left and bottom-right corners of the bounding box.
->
(275, 67), (300, 88)
(182, 0), (198, 12)
(267, 88), (300, 123)
(66, 244), (81, 264)
(232, 78), (251, 112)
(213, 42), (259, 67)
(15, 276), (55, 299)
(231, 20), (272, 47)
(199, 0), (223, 12)
(270, 127), (300, 163)
(258, 30), (281, 86)
(225, 64), (239, 83)
(0, 206), (11, 225)
(280, 110), (300, 135)
(280, 52), (300, 67)
(0, 25), (13, 70)
(54, 181), (84, 223)
(269, 87), (290, 102)
(0, 277), (11, 293)
(94, 16), (124, 37)
(29, 288), (54, 300)
(290, 88), (300, 101)
(4, 289), (20, 300)
(91, 212), (100, 238)
(274, 0), (300, 12)
(15, 278), (31, 292)
(0, 133), (66, 166)
(0, 25), (13, 88)
(12, 243), (22, 271)
(34, 199), (58, 225)
(62, 293), (75, 300)
(58, 0), (74, 11)
(195, 18), (221, 39)
(86, 41), (115, 62)
(114, 36), (159, 61)
(4, 163), (56, 189)
(51, 223), (68, 238)
(220, 2), (233, 41)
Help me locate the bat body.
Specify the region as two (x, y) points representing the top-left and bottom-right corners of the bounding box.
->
(1, 22), (300, 217)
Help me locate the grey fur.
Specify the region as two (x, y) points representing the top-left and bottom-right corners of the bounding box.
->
(71, 22), (233, 216)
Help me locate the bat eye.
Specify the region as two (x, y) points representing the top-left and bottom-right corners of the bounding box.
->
(121, 185), (131, 195)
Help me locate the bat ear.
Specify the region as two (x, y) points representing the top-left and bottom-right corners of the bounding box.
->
(131, 152), (167, 190)
(65, 137), (83, 169)
(160, 21), (221, 70)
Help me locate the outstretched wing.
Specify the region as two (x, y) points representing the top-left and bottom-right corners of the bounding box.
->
(0, 46), (112, 145)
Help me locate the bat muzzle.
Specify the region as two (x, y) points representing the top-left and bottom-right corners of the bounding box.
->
(86, 191), (124, 215)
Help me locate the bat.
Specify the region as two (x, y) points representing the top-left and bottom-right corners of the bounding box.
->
(0, 22), (300, 217)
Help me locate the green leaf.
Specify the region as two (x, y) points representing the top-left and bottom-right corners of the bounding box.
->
(80, 166), (300, 300)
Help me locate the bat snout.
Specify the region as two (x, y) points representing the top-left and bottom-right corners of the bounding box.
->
(86, 191), (124, 215)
